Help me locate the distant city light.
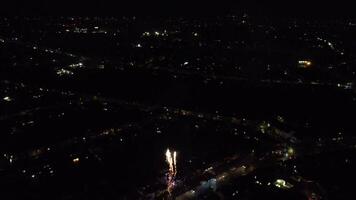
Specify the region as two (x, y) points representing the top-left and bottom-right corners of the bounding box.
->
(68, 62), (83, 69)
(3, 96), (12, 102)
(274, 179), (293, 189)
(1, 16), (355, 200)
(287, 147), (294, 155)
(73, 158), (80, 163)
(56, 68), (74, 76)
(142, 32), (150, 36)
(298, 60), (312, 68)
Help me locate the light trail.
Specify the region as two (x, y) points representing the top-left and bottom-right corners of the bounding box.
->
(165, 148), (177, 195)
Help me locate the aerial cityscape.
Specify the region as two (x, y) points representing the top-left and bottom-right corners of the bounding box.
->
(1, 6), (356, 200)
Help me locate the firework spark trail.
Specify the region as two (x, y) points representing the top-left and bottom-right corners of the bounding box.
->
(165, 149), (177, 194)
(173, 151), (177, 176)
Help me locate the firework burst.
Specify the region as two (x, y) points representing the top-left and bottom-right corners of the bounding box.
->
(165, 148), (177, 194)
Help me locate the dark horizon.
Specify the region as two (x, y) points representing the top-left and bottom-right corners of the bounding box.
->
(1, 0), (356, 19)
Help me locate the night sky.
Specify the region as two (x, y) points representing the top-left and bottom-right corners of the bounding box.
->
(1, 0), (355, 18)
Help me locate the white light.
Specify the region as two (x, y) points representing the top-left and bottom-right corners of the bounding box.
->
(3, 96), (12, 102)
(298, 60), (312, 67)
(68, 63), (83, 69)
(274, 179), (293, 189)
(56, 69), (74, 76)
(142, 32), (150, 36)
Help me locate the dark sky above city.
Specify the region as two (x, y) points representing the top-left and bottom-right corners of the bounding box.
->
(0, 0), (355, 18)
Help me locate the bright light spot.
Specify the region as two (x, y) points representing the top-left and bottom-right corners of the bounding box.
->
(287, 147), (294, 155)
(73, 158), (80, 163)
(274, 179), (293, 189)
(3, 96), (12, 102)
(142, 32), (150, 36)
(298, 60), (312, 68)
(56, 69), (74, 76)
(68, 62), (83, 69)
